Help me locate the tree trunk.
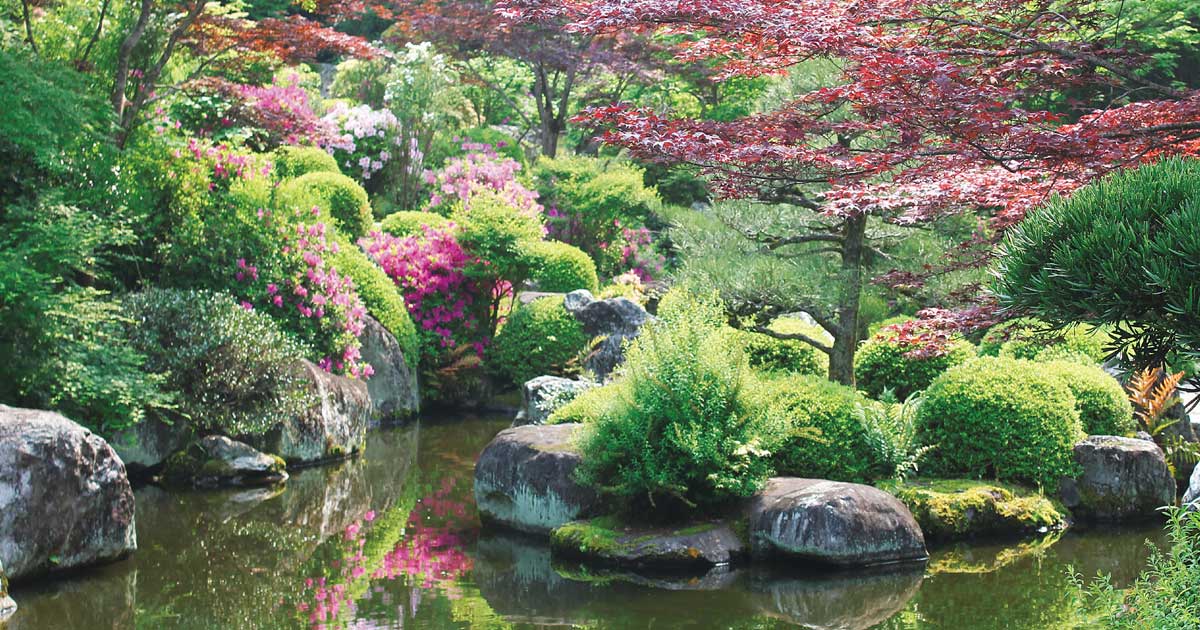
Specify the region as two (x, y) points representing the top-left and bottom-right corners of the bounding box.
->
(828, 213), (867, 386)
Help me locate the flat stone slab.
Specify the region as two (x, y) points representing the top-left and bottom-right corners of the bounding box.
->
(747, 478), (927, 567)
(551, 517), (746, 570)
(475, 424), (598, 535)
(1060, 435), (1174, 522)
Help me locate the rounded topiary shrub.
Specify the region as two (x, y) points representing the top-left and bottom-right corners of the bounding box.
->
(915, 356), (1085, 487)
(490, 296), (589, 385)
(979, 317), (1108, 363)
(126, 289), (312, 436)
(328, 243), (419, 367)
(855, 331), (976, 401)
(522, 240), (599, 293)
(757, 373), (886, 483)
(1042, 360), (1135, 436)
(273, 146), (340, 180)
(277, 172), (373, 240)
(732, 329), (825, 376)
(379, 211), (451, 237)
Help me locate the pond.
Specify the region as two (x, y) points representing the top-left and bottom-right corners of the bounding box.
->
(7, 414), (1164, 629)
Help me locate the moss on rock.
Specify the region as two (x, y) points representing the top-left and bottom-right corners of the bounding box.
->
(878, 479), (1066, 543)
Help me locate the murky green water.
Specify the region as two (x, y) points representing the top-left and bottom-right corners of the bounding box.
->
(7, 414), (1164, 629)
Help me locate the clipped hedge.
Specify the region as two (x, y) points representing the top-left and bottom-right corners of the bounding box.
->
(855, 331), (977, 400)
(490, 296), (589, 386)
(276, 172), (373, 240)
(915, 357), (1085, 487)
(522, 240), (599, 293)
(731, 328), (825, 377)
(273, 146), (340, 180)
(379, 210), (451, 237)
(328, 242), (419, 368)
(1042, 360), (1135, 436)
(979, 317), (1109, 363)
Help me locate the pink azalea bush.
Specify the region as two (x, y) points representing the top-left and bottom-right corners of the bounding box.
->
(425, 147), (542, 219)
(616, 225), (667, 282)
(323, 102), (404, 183)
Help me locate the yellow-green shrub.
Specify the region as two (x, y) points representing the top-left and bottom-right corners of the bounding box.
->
(379, 210), (451, 237)
(855, 331), (976, 400)
(273, 146), (340, 179)
(1042, 360), (1134, 436)
(522, 240), (599, 292)
(277, 172), (373, 240)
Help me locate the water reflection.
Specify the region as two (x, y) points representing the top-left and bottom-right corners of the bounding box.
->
(4, 414), (1170, 630)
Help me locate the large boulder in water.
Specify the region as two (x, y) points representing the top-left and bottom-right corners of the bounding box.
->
(358, 315), (420, 422)
(0, 406), (137, 581)
(1059, 435), (1175, 522)
(514, 376), (595, 427)
(747, 478), (927, 567)
(109, 415), (190, 478)
(475, 423), (599, 535)
(245, 360), (370, 465)
(563, 290), (652, 380)
(161, 435), (288, 489)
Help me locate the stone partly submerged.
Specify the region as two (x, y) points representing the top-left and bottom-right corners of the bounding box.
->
(109, 416), (190, 478)
(160, 436), (288, 489)
(474, 423), (598, 535)
(0, 406), (137, 582)
(1059, 435), (1175, 522)
(246, 359), (371, 465)
(746, 478), (928, 567)
(357, 315), (420, 422)
(514, 376), (595, 427)
(878, 479), (1066, 542)
(551, 516), (747, 570)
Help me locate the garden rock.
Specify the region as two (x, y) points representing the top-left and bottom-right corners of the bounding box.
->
(161, 436), (288, 489)
(879, 479), (1066, 542)
(562, 289), (652, 379)
(1182, 461), (1200, 511)
(514, 376), (596, 427)
(245, 360), (370, 465)
(1059, 435), (1175, 522)
(747, 478), (927, 567)
(0, 406), (137, 581)
(358, 315), (420, 422)
(475, 423), (598, 535)
(551, 517), (746, 570)
(0, 559), (14, 623)
(110, 415), (191, 477)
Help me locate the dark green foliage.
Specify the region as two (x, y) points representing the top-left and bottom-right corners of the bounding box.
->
(1043, 361), (1135, 436)
(915, 357), (1085, 487)
(994, 158), (1200, 374)
(574, 303), (778, 514)
(276, 172), (373, 240)
(490, 297), (589, 385)
(328, 243), (419, 368)
(379, 210), (451, 237)
(641, 162), (709, 207)
(731, 329), (825, 376)
(979, 317), (1109, 363)
(855, 331), (977, 400)
(126, 289), (311, 436)
(756, 373), (886, 483)
(272, 146), (340, 180)
(522, 240), (600, 292)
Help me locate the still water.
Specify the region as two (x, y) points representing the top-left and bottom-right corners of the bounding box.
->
(8, 414), (1164, 629)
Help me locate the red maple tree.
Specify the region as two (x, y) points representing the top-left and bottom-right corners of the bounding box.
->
(502, 0), (1200, 384)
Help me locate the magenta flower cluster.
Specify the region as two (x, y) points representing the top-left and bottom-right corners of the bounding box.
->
(236, 74), (334, 147)
(617, 225), (666, 282)
(425, 148), (541, 219)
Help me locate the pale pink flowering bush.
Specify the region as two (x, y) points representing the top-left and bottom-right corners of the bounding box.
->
(323, 102), (402, 184)
(425, 148), (542, 219)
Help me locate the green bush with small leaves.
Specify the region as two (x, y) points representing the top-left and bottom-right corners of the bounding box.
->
(548, 380), (626, 425)
(522, 240), (599, 292)
(328, 243), (419, 368)
(855, 331), (977, 400)
(379, 210), (451, 237)
(915, 357), (1085, 487)
(452, 190), (545, 286)
(731, 329), (825, 376)
(490, 296), (589, 386)
(272, 146), (340, 180)
(276, 172), (373, 240)
(979, 317), (1109, 363)
(1042, 360), (1135, 436)
(126, 289), (312, 437)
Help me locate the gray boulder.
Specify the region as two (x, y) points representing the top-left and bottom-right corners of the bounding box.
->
(0, 559), (14, 623)
(562, 290), (652, 379)
(475, 424), (599, 535)
(747, 478), (927, 567)
(1185, 462), (1200, 510)
(358, 315), (420, 422)
(245, 360), (370, 465)
(551, 518), (746, 570)
(514, 376), (595, 427)
(1060, 435), (1175, 522)
(0, 406), (137, 581)
(161, 436), (288, 488)
(110, 416), (190, 477)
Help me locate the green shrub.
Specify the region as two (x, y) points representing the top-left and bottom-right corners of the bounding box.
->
(490, 296), (589, 385)
(1042, 360), (1135, 436)
(328, 243), (419, 368)
(379, 210), (451, 237)
(522, 240), (599, 292)
(126, 289), (312, 436)
(548, 380), (626, 425)
(272, 146), (340, 180)
(656, 285), (728, 328)
(731, 329), (825, 376)
(868, 314), (915, 338)
(276, 172), (373, 240)
(452, 190), (545, 286)
(855, 331), (977, 400)
(993, 158), (1200, 373)
(574, 306), (779, 514)
(979, 317), (1109, 363)
(915, 357), (1085, 487)
(755, 373), (884, 483)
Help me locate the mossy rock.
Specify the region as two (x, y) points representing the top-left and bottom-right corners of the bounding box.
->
(878, 479), (1067, 543)
(161, 436), (289, 489)
(550, 515), (746, 570)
